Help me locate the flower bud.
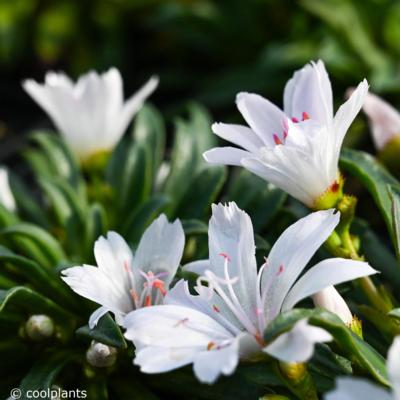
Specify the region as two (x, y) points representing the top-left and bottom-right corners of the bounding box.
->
(25, 314), (54, 341)
(86, 341), (117, 368)
(313, 286), (353, 325)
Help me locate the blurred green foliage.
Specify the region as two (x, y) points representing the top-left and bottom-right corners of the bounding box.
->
(1, 0), (400, 115)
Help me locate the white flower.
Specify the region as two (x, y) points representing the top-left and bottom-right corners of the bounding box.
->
(312, 286), (353, 325)
(0, 167), (16, 212)
(359, 91), (400, 150)
(124, 202), (377, 383)
(23, 68), (158, 161)
(325, 336), (400, 400)
(204, 60), (368, 207)
(61, 214), (184, 328)
(263, 318), (333, 363)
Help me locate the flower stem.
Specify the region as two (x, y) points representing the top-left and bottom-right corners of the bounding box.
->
(326, 194), (392, 313)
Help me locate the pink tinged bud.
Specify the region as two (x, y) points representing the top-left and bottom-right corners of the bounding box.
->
(25, 315), (54, 341)
(312, 286), (353, 325)
(86, 341), (117, 368)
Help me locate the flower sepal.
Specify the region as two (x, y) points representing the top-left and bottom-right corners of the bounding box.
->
(276, 361), (318, 400)
(313, 174), (344, 211)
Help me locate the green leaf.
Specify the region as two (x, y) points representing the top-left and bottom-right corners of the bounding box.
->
(264, 308), (389, 386)
(352, 218), (400, 287)
(0, 223), (66, 269)
(389, 184), (400, 262)
(122, 195), (170, 244)
(84, 203), (107, 261)
(226, 169), (287, 231)
(39, 177), (87, 257)
(163, 103), (219, 215)
(133, 104), (166, 184)
(30, 132), (83, 192)
(182, 219), (208, 235)
(340, 148), (399, 240)
(8, 172), (50, 228)
(19, 351), (80, 399)
(0, 286), (76, 334)
(0, 245), (78, 310)
(76, 312), (127, 348)
(113, 141), (152, 219)
(176, 165), (226, 219)
(0, 203), (18, 227)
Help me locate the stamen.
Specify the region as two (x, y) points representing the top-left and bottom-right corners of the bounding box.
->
(130, 289), (139, 306)
(219, 252), (231, 262)
(273, 134), (283, 145)
(153, 280), (167, 296)
(302, 112), (310, 121)
(207, 342), (215, 350)
(213, 305), (220, 313)
(123, 260), (130, 273)
(276, 265), (284, 276)
(174, 318), (189, 328)
(291, 117), (299, 123)
(144, 295), (152, 307)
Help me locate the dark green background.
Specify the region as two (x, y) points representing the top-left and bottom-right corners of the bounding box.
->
(1, 0), (400, 158)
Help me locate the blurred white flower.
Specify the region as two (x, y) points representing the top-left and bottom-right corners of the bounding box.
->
(204, 60), (368, 207)
(23, 68), (158, 161)
(313, 286), (353, 325)
(124, 202), (376, 383)
(263, 318), (333, 363)
(61, 214), (184, 328)
(0, 168), (16, 212)
(360, 91), (400, 150)
(325, 336), (400, 400)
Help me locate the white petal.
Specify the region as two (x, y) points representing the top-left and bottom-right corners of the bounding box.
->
(312, 286), (353, 325)
(260, 209), (340, 321)
(325, 377), (392, 400)
(94, 231), (134, 295)
(61, 264), (132, 317)
(117, 76), (159, 136)
(133, 214), (185, 290)
(165, 280), (242, 336)
(282, 258), (377, 312)
(263, 318), (332, 363)
(212, 122), (264, 153)
(362, 91), (400, 150)
(241, 156), (319, 207)
(0, 168), (16, 212)
(333, 79), (369, 150)
(89, 306), (109, 329)
(134, 345), (198, 374)
(388, 336), (400, 399)
(236, 92), (287, 147)
(193, 339), (240, 384)
(208, 202), (259, 326)
(183, 260), (210, 275)
(284, 60), (333, 126)
(203, 147), (252, 166)
(124, 304), (234, 348)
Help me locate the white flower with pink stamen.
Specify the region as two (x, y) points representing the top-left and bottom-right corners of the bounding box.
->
(204, 60), (369, 207)
(124, 202), (377, 384)
(61, 214), (185, 328)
